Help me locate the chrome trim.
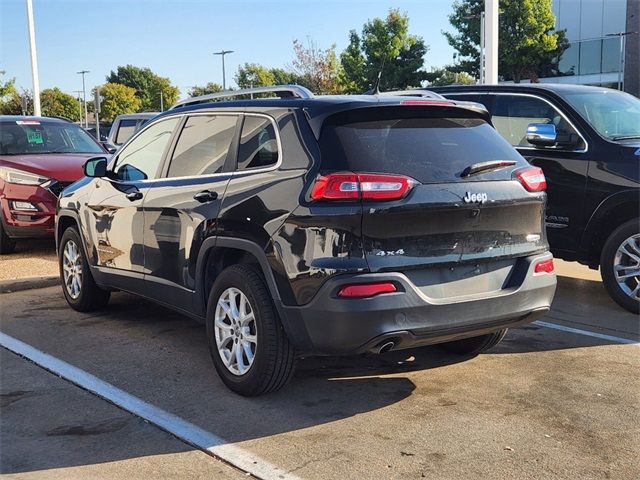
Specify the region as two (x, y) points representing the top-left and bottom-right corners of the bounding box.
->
(441, 91), (589, 153)
(170, 85), (314, 109)
(109, 111), (282, 185)
(377, 89), (445, 99)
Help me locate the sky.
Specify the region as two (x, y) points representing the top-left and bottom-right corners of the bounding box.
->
(0, 0), (457, 100)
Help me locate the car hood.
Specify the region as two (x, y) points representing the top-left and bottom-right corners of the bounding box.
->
(0, 153), (98, 182)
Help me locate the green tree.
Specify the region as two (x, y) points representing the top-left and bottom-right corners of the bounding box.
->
(106, 65), (179, 111)
(235, 63), (276, 89)
(188, 82), (223, 97)
(445, 0), (568, 82)
(291, 38), (343, 94)
(0, 71), (16, 99)
(40, 88), (81, 121)
(0, 90), (30, 115)
(99, 82), (141, 122)
(340, 9), (429, 93)
(425, 68), (476, 86)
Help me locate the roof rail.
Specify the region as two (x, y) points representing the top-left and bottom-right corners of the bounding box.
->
(171, 85), (314, 109)
(376, 89), (445, 99)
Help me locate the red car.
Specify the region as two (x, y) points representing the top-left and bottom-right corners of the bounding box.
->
(0, 116), (106, 253)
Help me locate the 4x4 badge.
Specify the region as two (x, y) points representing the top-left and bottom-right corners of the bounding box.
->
(463, 192), (488, 204)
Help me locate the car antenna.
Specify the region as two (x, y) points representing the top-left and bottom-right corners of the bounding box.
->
(365, 58), (385, 95)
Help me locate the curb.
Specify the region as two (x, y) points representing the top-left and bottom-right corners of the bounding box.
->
(0, 276), (59, 294)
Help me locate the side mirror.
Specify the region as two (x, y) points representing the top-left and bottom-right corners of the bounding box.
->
(526, 123), (557, 147)
(101, 142), (117, 154)
(84, 157), (108, 177)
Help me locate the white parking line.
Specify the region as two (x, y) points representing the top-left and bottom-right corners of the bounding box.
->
(534, 320), (639, 346)
(0, 332), (300, 480)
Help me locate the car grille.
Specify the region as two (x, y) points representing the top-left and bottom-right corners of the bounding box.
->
(47, 181), (72, 197)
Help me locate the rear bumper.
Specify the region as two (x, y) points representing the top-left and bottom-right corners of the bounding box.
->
(279, 253), (556, 355)
(0, 183), (57, 238)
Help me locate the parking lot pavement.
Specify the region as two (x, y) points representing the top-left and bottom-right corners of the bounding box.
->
(0, 239), (57, 282)
(0, 350), (245, 480)
(0, 273), (638, 480)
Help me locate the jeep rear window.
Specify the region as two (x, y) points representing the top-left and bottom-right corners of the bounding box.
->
(319, 108), (525, 183)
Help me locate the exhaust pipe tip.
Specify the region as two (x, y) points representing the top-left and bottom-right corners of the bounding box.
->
(377, 341), (395, 354)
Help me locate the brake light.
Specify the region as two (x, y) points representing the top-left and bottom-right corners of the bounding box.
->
(534, 258), (555, 274)
(311, 173), (418, 201)
(338, 282), (397, 298)
(515, 167), (547, 192)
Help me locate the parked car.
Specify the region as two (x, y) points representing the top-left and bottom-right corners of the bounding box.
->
(85, 124), (112, 143)
(0, 116), (106, 253)
(432, 84), (640, 313)
(105, 113), (158, 150)
(56, 86), (557, 395)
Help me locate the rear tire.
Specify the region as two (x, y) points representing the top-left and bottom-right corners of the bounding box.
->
(600, 219), (640, 313)
(439, 329), (508, 355)
(0, 220), (16, 254)
(59, 226), (110, 311)
(206, 264), (296, 396)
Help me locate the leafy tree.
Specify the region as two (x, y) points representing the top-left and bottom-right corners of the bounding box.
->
(340, 9), (429, 93)
(270, 68), (300, 85)
(98, 82), (141, 122)
(425, 68), (476, 86)
(188, 82), (223, 97)
(235, 63), (276, 89)
(0, 90), (30, 115)
(106, 64), (179, 111)
(291, 38), (342, 94)
(444, 0), (568, 82)
(0, 71), (16, 99)
(40, 88), (81, 121)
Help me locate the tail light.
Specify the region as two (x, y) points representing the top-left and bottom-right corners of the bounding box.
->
(338, 282), (397, 298)
(311, 173), (418, 201)
(515, 167), (547, 192)
(534, 258), (555, 274)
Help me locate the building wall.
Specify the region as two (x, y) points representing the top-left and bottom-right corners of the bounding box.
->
(539, 0), (638, 95)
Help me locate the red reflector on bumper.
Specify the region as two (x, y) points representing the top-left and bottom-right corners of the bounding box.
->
(337, 282), (397, 298)
(534, 259), (555, 274)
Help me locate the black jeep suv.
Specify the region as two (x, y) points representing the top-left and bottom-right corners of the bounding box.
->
(432, 84), (640, 313)
(56, 86), (557, 395)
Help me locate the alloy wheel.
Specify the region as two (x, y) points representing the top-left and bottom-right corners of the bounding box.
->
(214, 287), (258, 376)
(613, 233), (640, 303)
(62, 240), (83, 299)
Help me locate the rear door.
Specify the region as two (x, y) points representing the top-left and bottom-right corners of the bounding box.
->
(142, 113), (239, 312)
(318, 106), (548, 279)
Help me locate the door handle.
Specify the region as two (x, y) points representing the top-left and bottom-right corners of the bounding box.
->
(125, 191), (143, 201)
(193, 190), (218, 203)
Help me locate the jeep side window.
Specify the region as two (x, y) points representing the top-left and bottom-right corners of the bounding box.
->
(167, 115), (238, 178)
(491, 95), (580, 148)
(112, 118), (179, 181)
(237, 116), (279, 170)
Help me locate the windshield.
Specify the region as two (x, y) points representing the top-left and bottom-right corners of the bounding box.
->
(561, 90), (640, 141)
(0, 120), (104, 155)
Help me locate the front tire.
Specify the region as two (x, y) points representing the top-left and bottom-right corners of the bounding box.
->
(600, 219), (640, 313)
(0, 220), (16, 254)
(206, 264), (296, 396)
(59, 226), (110, 311)
(439, 329), (508, 355)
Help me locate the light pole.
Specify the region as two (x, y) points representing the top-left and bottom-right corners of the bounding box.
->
(25, 0), (41, 116)
(73, 90), (83, 125)
(484, 0), (499, 84)
(606, 31), (637, 91)
(77, 70), (89, 127)
(213, 50), (234, 90)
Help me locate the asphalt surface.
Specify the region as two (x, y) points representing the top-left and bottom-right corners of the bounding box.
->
(1, 260), (638, 479)
(0, 239), (57, 282)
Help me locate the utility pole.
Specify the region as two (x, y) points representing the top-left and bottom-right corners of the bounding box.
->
(484, 0), (499, 84)
(25, 0), (41, 116)
(74, 90), (83, 125)
(160, 90), (164, 111)
(213, 50), (234, 90)
(77, 70), (90, 128)
(480, 11), (486, 84)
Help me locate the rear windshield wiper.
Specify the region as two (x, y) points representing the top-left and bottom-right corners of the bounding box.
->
(461, 160), (517, 177)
